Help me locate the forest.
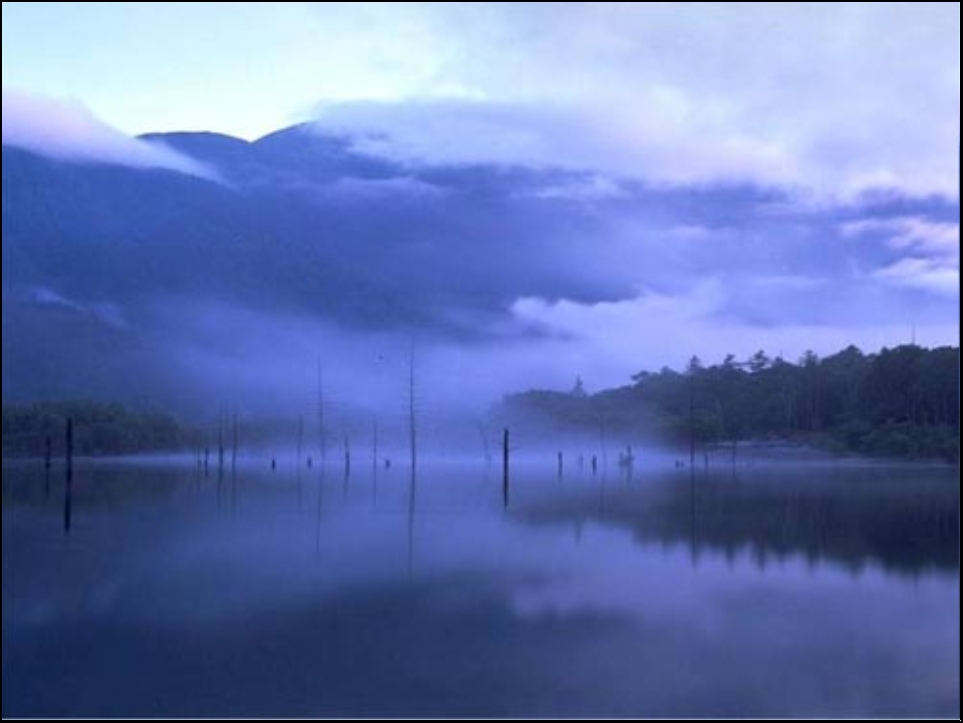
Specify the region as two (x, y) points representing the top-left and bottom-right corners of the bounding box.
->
(499, 344), (960, 462)
(1, 401), (190, 457)
(2, 344), (959, 462)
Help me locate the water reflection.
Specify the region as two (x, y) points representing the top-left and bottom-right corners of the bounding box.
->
(516, 464), (960, 575)
(1, 458), (958, 717)
(314, 469), (324, 558)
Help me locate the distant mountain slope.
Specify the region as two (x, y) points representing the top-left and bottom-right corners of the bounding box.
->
(2, 124), (633, 406)
(6, 122), (957, 413)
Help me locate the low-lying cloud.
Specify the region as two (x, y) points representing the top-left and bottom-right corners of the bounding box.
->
(510, 281), (960, 379)
(1, 88), (216, 178)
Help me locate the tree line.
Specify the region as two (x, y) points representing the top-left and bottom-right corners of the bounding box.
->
(499, 344), (960, 462)
(2, 401), (190, 457)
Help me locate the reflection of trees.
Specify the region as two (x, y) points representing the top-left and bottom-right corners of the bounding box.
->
(519, 467), (960, 574)
(2, 463), (183, 508)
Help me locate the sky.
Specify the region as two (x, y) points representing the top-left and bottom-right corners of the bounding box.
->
(1, 2), (960, 406)
(3, 2), (959, 197)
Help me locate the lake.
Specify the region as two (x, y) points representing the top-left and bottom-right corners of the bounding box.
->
(2, 455), (959, 717)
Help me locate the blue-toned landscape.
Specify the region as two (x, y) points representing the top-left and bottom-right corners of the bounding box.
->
(2, 3), (959, 718)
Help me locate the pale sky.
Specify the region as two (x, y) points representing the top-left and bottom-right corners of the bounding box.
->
(3, 2), (960, 198)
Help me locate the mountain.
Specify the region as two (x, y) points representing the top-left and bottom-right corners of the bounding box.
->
(4, 122), (958, 415)
(1, 124), (635, 409)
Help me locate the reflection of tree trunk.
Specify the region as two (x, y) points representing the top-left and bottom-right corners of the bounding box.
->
(502, 428), (509, 508)
(217, 414), (224, 475)
(372, 417), (378, 480)
(688, 468), (697, 565)
(231, 413), (238, 476)
(344, 435), (351, 479)
(408, 344), (417, 482)
(598, 415), (608, 469)
(296, 416), (303, 469)
(477, 422), (492, 465)
(317, 360), (326, 468)
(407, 466), (416, 578)
(64, 418), (73, 533)
(44, 435), (52, 497)
(314, 471), (324, 557)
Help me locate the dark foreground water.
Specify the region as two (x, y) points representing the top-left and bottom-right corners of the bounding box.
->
(2, 456), (959, 717)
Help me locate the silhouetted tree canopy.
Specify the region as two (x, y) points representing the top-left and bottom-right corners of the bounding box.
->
(499, 344), (960, 462)
(2, 401), (191, 456)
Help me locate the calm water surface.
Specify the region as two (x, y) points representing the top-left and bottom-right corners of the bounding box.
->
(2, 457), (959, 717)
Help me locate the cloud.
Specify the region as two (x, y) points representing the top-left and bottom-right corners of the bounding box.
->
(310, 98), (802, 189)
(750, 275), (827, 291)
(27, 285), (128, 329)
(509, 281), (958, 381)
(2, 3), (956, 198)
(302, 3), (959, 200)
(322, 175), (448, 200)
(523, 174), (626, 202)
(873, 258), (959, 297)
(2, 88), (216, 179)
(298, 3), (960, 198)
(842, 216), (959, 297)
(841, 217), (960, 256)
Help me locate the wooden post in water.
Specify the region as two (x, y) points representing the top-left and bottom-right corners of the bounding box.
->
(64, 418), (73, 532)
(502, 428), (510, 508)
(557, 451), (563, 478)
